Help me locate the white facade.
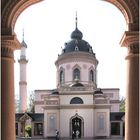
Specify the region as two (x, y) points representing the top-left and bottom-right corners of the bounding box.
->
(34, 87), (119, 138)
(33, 20), (121, 138)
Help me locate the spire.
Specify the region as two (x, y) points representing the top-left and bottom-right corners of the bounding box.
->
(71, 12), (83, 39)
(21, 29), (27, 48)
(22, 28), (24, 42)
(75, 11), (78, 29)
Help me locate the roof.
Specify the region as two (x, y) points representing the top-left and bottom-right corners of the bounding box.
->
(16, 113), (44, 121)
(94, 88), (103, 94)
(63, 38), (95, 55)
(110, 112), (125, 121)
(51, 91), (59, 94)
(61, 17), (95, 55)
(21, 40), (27, 48)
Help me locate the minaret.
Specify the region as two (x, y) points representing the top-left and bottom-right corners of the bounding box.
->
(18, 31), (28, 113)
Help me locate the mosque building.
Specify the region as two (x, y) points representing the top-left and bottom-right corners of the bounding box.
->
(16, 15), (125, 139)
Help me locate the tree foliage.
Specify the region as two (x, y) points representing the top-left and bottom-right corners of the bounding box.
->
(120, 97), (125, 112)
(15, 95), (20, 113)
(27, 91), (35, 113)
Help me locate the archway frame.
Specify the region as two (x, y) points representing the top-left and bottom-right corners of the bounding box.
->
(1, 0), (139, 34)
(1, 1), (139, 140)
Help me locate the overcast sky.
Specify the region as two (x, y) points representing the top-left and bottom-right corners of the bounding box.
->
(14, 0), (127, 99)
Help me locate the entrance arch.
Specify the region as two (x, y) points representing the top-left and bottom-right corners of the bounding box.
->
(1, 1), (139, 140)
(70, 114), (84, 138)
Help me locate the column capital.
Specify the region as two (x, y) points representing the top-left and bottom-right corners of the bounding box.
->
(1, 35), (20, 50)
(1, 35), (20, 58)
(120, 31), (139, 47)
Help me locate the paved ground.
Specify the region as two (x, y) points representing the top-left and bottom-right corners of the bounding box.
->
(17, 137), (124, 140)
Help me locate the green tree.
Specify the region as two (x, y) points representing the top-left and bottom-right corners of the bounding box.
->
(25, 125), (32, 137)
(15, 94), (19, 113)
(120, 97), (125, 112)
(27, 91), (35, 113)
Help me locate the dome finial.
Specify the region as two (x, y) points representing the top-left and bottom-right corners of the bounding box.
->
(75, 11), (78, 29)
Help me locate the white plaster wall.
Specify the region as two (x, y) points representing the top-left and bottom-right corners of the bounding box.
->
(21, 47), (26, 56)
(102, 89), (119, 100)
(58, 62), (96, 85)
(111, 104), (120, 112)
(35, 91), (51, 101)
(20, 64), (27, 81)
(60, 109), (94, 138)
(35, 92), (43, 101)
(44, 110), (60, 138)
(35, 105), (44, 113)
(94, 109), (110, 137)
(19, 84), (27, 112)
(60, 95), (93, 105)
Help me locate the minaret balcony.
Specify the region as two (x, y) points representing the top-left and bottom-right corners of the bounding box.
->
(20, 55), (26, 59)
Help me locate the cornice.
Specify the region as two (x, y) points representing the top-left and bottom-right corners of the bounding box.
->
(59, 92), (93, 95)
(94, 104), (111, 109)
(55, 52), (98, 66)
(43, 104), (111, 110)
(110, 100), (120, 104)
(120, 31), (139, 47)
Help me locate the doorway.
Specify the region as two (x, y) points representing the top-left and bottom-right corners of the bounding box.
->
(72, 117), (81, 138)
(70, 114), (84, 138)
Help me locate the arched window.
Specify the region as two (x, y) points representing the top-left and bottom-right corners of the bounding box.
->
(73, 68), (80, 80)
(60, 70), (64, 84)
(70, 97), (84, 104)
(89, 70), (94, 82)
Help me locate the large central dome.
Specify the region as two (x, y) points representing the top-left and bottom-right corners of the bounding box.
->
(62, 15), (95, 55)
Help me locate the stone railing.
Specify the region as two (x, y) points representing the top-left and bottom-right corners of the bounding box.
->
(59, 86), (93, 92)
(94, 99), (109, 104)
(45, 100), (59, 105)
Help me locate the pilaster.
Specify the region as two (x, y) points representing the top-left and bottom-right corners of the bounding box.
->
(32, 122), (34, 137)
(120, 122), (123, 137)
(18, 122), (21, 137)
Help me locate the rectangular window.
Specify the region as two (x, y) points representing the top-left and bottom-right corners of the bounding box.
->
(34, 123), (43, 136)
(111, 122), (120, 135)
(15, 123), (18, 135)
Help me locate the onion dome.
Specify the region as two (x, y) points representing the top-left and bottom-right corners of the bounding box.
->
(71, 28), (83, 40)
(21, 40), (27, 48)
(62, 13), (95, 55)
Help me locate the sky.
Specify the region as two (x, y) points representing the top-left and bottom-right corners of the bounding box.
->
(14, 0), (127, 99)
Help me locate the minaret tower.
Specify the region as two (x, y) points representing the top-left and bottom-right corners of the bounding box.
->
(18, 31), (28, 113)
